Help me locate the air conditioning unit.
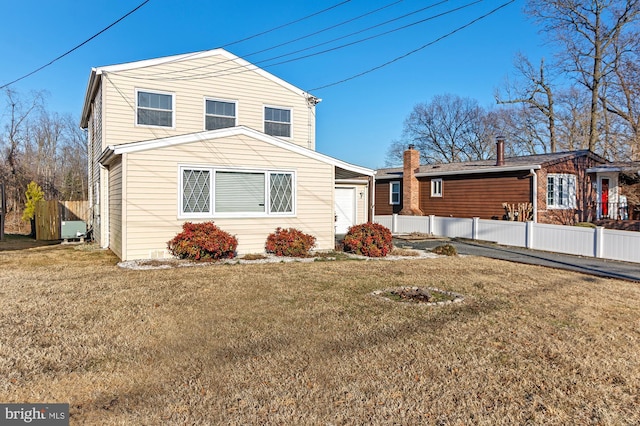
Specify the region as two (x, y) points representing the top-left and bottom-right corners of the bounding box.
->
(61, 221), (87, 240)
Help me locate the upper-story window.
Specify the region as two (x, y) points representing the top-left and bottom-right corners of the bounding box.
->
(264, 106), (291, 137)
(205, 99), (237, 130)
(547, 174), (576, 209)
(136, 90), (174, 127)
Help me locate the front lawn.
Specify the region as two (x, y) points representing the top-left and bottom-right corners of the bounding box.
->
(0, 244), (638, 424)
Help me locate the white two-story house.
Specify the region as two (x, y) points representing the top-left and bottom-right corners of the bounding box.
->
(80, 49), (374, 261)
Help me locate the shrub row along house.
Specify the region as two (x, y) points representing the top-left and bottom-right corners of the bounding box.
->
(81, 49), (374, 261)
(375, 140), (640, 226)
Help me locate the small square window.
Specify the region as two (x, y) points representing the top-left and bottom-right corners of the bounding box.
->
(431, 179), (443, 197)
(265, 106), (291, 137)
(205, 99), (236, 130)
(136, 90), (174, 127)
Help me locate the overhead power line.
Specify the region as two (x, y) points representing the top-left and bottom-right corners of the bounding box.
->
(136, 0), (403, 79)
(221, 0), (352, 48)
(134, 0), (468, 82)
(117, 0), (356, 76)
(0, 0), (151, 90)
(309, 0), (516, 91)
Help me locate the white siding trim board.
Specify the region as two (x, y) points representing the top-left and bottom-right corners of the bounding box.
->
(98, 126), (374, 177)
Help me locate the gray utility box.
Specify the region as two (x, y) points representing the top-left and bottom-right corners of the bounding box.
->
(61, 221), (87, 239)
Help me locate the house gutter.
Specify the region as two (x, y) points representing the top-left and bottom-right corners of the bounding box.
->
(80, 69), (100, 129)
(414, 164), (542, 178)
(97, 146), (117, 166)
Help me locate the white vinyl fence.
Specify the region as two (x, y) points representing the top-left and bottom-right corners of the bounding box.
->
(375, 214), (640, 264)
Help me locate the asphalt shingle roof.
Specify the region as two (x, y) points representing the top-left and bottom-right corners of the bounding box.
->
(376, 150), (602, 179)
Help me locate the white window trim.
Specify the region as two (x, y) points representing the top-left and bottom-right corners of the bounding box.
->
(263, 104), (293, 139)
(389, 181), (400, 205)
(179, 167), (213, 218)
(178, 165), (296, 219)
(431, 178), (443, 197)
(135, 88), (175, 129)
(203, 97), (238, 131)
(547, 173), (576, 209)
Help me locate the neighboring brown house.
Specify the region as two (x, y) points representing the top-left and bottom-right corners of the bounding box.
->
(375, 142), (608, 225)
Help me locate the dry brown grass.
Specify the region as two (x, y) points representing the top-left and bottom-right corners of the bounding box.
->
(1, 243), (639, 425)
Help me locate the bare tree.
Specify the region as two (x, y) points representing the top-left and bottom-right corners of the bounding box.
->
(386, 94), (494, 165)
(0, 90), (88, 231)
(527, 0), (640, 152)
(0, 89), (43, 214)
(601, 31), (640, 159)
(487, 105), (549, 155)
(496, 54), (558, 152)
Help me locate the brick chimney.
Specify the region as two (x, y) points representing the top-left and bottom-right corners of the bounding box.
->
(400, 145), (424, 216)
(496, 136), (505, 166)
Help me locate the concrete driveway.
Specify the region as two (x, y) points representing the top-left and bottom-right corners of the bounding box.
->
(394, 237), (640, 282)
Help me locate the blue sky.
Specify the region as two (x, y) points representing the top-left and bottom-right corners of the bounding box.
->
(0, 0), (550, 169)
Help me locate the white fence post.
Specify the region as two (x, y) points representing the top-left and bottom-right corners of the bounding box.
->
(392, 214), (398, 233)
(472, 217), (479, 240)
(595, 226), (604, 258)
(526, 221), (534, 249)
(429, 215), (436, 235)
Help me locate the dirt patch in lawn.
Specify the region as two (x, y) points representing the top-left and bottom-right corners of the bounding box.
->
(372, 286), (464, 306)
(1, 244), (639, 425)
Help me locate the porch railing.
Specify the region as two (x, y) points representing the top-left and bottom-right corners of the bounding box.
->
(590, 201), (637, 220)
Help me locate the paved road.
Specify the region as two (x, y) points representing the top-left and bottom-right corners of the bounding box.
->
(394, 237), (640, 282)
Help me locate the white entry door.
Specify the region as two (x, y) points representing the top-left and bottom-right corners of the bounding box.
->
(335, 187), (356, 234)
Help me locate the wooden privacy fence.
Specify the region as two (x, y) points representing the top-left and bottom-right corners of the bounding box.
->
(35, 200), (89, 241)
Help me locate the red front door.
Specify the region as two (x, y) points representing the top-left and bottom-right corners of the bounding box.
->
(601, 178), (609, 217)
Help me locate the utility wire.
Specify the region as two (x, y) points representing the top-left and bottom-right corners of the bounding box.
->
(310, 0), (515, 91)
(136, 0), (403, 79)
(221, 0), (352, 48)
(0, 0), (150, 90)
(119, 0), (355, 76)
(137, 0), (467, 82)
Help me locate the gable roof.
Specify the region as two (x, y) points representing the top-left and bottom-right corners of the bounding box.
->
(80, 48), (320, 128)
(376, 150), (605, 180)
(98, 126), (374, 177)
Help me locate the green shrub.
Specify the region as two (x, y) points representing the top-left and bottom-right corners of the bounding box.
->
(575, 222), (597, 228)
(343, 222), (393, 257)
(167, 222), (237, 261)
(22, 181), (44, 222)
(432, 243), (457, 256)
(265, 227), (316, 257)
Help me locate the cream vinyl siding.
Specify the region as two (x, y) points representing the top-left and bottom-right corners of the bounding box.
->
(108, 158), (123, 259)
(101, 53), (315, 150)
(121, 134), (332, 260)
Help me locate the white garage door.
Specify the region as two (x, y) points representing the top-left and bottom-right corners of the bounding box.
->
(335, 187), (356, 235)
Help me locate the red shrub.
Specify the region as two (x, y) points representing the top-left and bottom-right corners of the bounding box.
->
(265, 227), (316, 257)
(167, 222), (238, 261)
(342, 222), (393, 257)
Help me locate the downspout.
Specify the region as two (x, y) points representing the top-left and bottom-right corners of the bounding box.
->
(370, 174), (376, 222)
(531, 168), (537, 222)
